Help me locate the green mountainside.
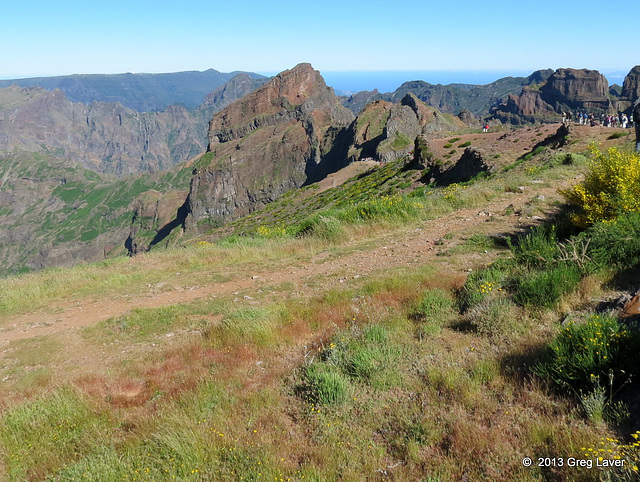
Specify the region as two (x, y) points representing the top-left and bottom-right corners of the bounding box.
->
(0, 151), (193, 275)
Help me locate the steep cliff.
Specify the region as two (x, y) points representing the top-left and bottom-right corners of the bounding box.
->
(183, 63), (354, 231)
(0, 86), (208, 175)
(490, 68), (614, 124)
(618, 65), (640, 114)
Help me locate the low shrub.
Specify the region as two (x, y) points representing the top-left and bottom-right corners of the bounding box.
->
(458, 263), (509, 311)
(533, 314), (639, 395)
(607, 131), (629, 140)
(466, 296), (521, 340)
(579, 211), (640, 269)
(303, 364), (350, 405)
(513, 264), (581, 307)
(510, 226), (559, 269)
(561, 145), (640, 226)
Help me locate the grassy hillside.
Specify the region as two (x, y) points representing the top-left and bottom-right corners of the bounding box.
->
(0, 125), (639, 480)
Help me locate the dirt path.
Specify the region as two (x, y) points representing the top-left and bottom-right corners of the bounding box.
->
(0, 184), (564, 349)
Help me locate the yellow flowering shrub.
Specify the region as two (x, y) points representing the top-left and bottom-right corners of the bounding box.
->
(582, 432), (640, 480)
(561, 145), (640, 226)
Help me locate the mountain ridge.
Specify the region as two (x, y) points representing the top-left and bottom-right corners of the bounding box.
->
(0, 69), (267, 112)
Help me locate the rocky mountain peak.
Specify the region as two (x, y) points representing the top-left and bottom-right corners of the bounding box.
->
(491, 67), (613, 124)
(541, 68), (609, 101)
(184, 64), (354, 231)
(208, 63), (351, 147)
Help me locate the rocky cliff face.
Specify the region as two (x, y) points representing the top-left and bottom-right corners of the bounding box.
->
(0, 86), (208, 175)
(618, 66), (640, 115)
(198, 73), (269, 117)
(490, 68), (614, 124)
(621, 66), (640, 101)
(347, 94), (466, 163)
(183, 63), (354, 231)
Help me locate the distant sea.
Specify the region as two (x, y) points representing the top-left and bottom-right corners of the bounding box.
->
(1, 69), (630, 97)
(258, 70), (631, 96)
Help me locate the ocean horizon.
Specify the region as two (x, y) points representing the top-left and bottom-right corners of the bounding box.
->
(314, 69), (631, 95)
(0, 69), (630, 98)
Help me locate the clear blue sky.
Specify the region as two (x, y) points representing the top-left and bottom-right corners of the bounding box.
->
(3, 0), (638, 89)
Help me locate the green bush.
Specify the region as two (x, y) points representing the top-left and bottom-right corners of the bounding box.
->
(458, 263), (509, 311)
(303, 364), (350, 405)
(458, 141), (471, 148)
(580, 211), (640, 269)
(513, 264), (581, 307)
(296, 214), (346, 241)
(533, 314), (638, 394)
(467, 296), (521, 340)
(510, 226), (559, 269)
(608, 131), (629, 140)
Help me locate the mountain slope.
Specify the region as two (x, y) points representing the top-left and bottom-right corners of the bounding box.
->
(0, 86), (208, 175)
(0, 150), (194, 274)
(0, 69), (267, 112)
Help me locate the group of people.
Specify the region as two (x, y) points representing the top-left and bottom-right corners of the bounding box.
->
(563, 111), (633, 128)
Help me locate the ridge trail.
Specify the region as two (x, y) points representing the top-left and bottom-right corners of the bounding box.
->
(0, 185), (563, 349)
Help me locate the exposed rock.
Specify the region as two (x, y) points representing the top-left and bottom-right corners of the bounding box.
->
(183, 63), (354, 231)
(127, 189), (189, 253)
(426, 147), (496, 186)
(411, 135), (434, 170)
(457, 109), (476, 125)
(346, 94), (465, 163)
(0, 86), (207, 175)
(199, 73), (269, 117)
(618, 66), (640, 115)
(490, 68), (614, 124)
(620, 66), (640, 102)
(384, 69), (554, 117)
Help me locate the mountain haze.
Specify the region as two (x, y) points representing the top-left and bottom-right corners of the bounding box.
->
(0, 69), (267, 112)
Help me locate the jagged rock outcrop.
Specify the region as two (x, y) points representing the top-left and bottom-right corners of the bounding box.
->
(127, 189), (189, 254)
(347, 94), (466, 163)
(490, 68), (614, 124)
(0, 86), (208, 175)
(423, 146), (496, 186)
(621, 66), (640, 101)
(617, 66), (640, 115)
(457, 109), (476, 125)
(183, 63), (354, 231)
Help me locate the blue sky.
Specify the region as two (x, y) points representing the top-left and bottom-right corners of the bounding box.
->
(3, 0), (638, 90)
